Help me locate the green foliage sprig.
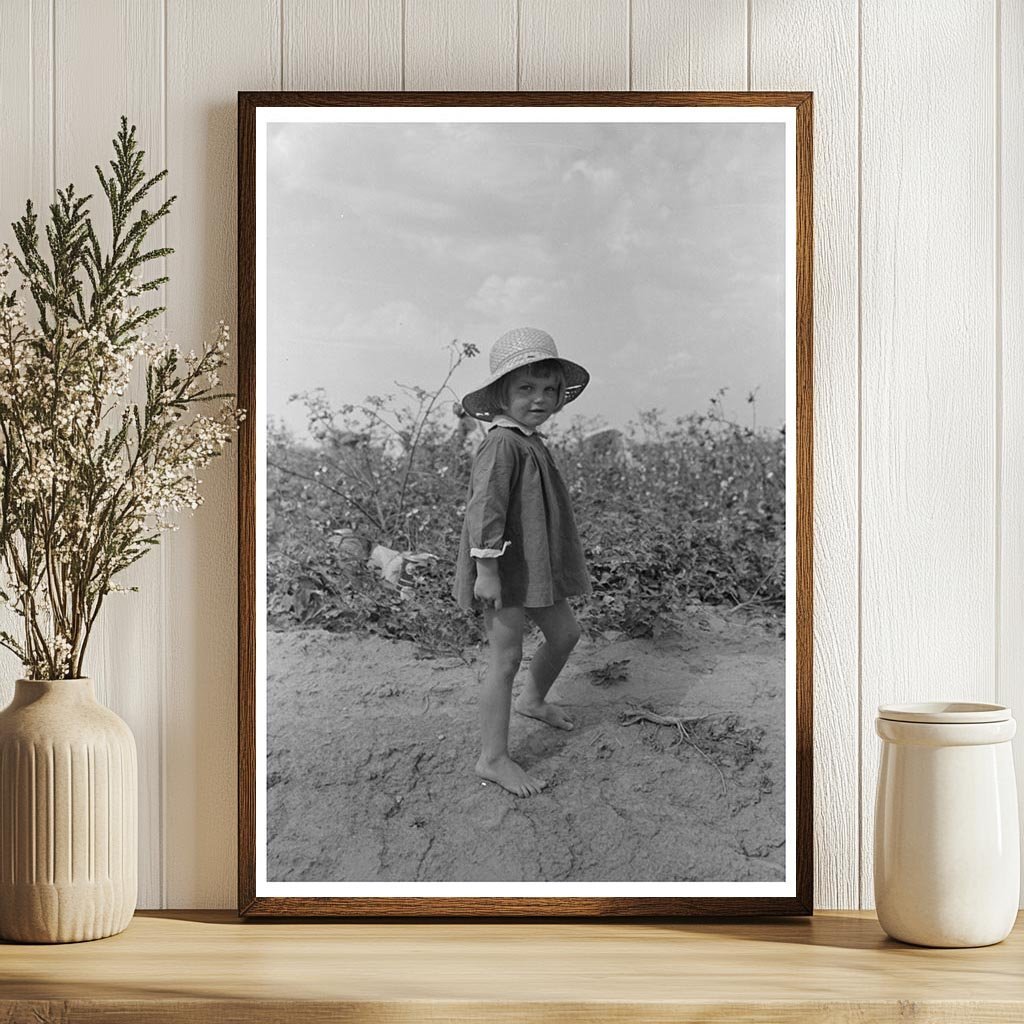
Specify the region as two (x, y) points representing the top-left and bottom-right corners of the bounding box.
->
(0, 117), (244, 679)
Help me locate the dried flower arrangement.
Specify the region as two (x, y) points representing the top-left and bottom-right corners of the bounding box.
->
(0, 118), (243, 679)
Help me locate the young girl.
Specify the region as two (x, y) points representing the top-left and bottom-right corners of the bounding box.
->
(453, 327), (591, 797)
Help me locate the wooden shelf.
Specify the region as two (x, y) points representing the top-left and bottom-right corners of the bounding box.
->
(2, 910), (1023, 1022)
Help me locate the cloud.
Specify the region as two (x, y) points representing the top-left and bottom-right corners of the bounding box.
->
(286, 300), (444, 354)
(606, 196), (643, 256)
(267, 120), (788, 430)
(563, 159), (619, 192)
(466, 274), (568, 322)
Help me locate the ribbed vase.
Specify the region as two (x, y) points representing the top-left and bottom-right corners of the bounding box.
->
(0, 678), (137, 943)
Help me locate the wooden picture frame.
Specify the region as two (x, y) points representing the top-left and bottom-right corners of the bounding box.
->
(238, 91), (813, 917)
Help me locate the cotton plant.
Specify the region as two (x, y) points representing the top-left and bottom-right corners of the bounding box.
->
(0, 117), (243, 680)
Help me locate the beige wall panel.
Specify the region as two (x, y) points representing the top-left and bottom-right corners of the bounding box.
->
(164, 0), (279, 908)
(632, 0), (746, 91)
(520, 0), (628, 90)
(405, 0), (515, 90)
(751, 1), (859, 909)
(1001, 0), (1024, 902)
(860, 0), (997, 908)
(284, 0), (402, 90)
(0, 0), (51, 224)
(51, 0), (166, 909)
(0, 2), (54, 691)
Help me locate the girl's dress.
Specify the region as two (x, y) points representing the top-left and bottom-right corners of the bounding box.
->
(453, 423), (591, 610)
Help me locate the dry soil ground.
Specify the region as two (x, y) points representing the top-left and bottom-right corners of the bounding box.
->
(266, 606), (786, 883)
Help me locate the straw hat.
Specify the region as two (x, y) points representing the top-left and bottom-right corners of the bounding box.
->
(460, 327), (590, 421)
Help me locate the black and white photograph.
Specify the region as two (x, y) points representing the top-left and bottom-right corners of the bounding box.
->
(243, 97), (808, 912)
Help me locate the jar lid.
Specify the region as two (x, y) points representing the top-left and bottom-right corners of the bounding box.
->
(877, 701), (1011, 724)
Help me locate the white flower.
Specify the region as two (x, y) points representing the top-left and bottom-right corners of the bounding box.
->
(0, 259), (242, 675)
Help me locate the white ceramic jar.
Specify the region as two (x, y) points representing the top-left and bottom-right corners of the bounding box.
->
(874, 702), (1019, 947)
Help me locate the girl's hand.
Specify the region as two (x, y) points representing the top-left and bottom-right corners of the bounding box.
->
(474, 573), (502, 609)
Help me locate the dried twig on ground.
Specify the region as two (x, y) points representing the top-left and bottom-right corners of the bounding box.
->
(619, 707), (729, 794)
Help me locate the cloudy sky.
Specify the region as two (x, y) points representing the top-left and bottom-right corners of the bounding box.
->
(266, 118), (786, 438)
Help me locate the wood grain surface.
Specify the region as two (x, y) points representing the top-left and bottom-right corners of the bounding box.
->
(858, 0), (998, 909)
(1001, 0), (1024, 854)
(519, 0), (629, 90)
(631, 0), (747, 91)
(53, 0), (167, 915)
(2, 911), (1023, 1023)
(751, 0), (860, 911)
(284, 0), (402, 91)
(404, 0), (516, 91)
(0, 8), (53, 707)
(164, 0), (280, 909)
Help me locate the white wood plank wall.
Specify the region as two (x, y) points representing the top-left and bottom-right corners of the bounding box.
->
(0, 0), (1018, 910)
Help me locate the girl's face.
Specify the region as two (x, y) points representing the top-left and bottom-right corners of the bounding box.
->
(500, 366), (562, 430)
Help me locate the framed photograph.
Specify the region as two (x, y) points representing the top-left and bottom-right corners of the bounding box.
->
(238, 91), (812, 917)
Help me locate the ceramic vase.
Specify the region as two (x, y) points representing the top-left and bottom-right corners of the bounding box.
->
(0, 678), (137, 943)
(874, 701), (1019, 948)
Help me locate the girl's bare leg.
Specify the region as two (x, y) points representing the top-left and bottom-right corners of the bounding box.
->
(475, 605), (548, 796)
(515, 600), (581, 730)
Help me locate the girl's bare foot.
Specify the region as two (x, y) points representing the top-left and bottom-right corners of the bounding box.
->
(514, 696), (575, 730)
(475, 754), (548, 796)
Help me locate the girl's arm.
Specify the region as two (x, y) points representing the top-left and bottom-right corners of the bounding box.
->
(465, 432), (518, 609)
(464, 431), (517, 557)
